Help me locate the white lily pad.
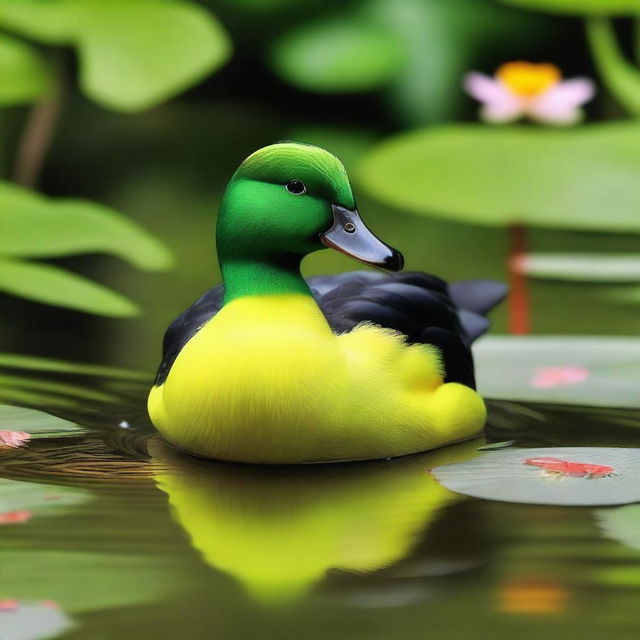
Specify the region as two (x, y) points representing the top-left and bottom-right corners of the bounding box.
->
(0, 404), (86, 438)
(474, 336), (640, 408)
(595, 504), (640, 551)
(0, 601), (74, 640)
(431, 447), (640, 506)
(515, 253), (640, 282)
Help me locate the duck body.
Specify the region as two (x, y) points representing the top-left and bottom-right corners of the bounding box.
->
(148, 142), (505, 464)
(149, 271), (504, 464)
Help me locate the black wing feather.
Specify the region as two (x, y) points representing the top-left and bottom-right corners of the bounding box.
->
(154, 271), (506, 388)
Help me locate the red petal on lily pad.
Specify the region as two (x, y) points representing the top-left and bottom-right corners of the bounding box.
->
(0, 431), (31, 449)
(430, 448), (640, 506)
(530, 365), (589, 389)
(0, 510), (32, 525)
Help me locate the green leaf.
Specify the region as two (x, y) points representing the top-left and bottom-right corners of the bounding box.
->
(0, 258), (139, 317)
(0, 181), (172, 270)
(0, 374), (118, 404)
(0, 33), (49, 105)
(358, 123), (640, 232)
(475, 336), (640, 407)
(517, 253), (640, 282)
(586, 18), (640, 116)
(0, 0), (231, 111)
(0, 403), (85, 437)
(271, 18), (404, 93)
(0, 353), (147, 380)
(498, 0), (640, 16)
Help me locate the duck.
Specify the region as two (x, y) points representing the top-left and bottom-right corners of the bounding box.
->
(148, 142), (506, 464)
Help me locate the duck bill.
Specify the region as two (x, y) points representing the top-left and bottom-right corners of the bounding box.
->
(320, 204), (404, 271)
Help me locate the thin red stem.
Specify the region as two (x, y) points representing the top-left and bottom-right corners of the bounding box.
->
(507, 223), (530, 335)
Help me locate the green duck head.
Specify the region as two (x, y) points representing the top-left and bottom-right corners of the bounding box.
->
(216, 143), (402, 301)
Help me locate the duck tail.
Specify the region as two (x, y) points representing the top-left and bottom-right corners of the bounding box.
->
(448, 280), (508, 342)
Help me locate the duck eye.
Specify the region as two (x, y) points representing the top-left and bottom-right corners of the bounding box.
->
(286, 180), (306, 195)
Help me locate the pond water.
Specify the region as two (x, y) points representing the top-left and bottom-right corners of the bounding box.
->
(1, 362), (640, 640)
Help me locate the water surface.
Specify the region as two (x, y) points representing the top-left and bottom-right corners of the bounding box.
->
(1, 364), (639, 640)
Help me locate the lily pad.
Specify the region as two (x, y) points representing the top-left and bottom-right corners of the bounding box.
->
(0, 353), (147, 381)
(515, 253), (640, 282)
(474, 336), (640, 408)
(431, 447), (640, 506)
(0, 478), (89, 515)
(596, 504), (640, 551)
(0, 601), (74, 640)
(358, 123), (640, 232)
(0, 404), (86, 438)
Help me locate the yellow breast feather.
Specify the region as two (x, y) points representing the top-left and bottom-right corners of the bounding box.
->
(148, 294), (486, 464)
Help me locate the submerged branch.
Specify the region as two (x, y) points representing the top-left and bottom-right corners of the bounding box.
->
(12, 54), (65, 189)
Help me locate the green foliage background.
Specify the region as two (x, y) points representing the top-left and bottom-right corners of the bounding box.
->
(0, 0), (639, 372)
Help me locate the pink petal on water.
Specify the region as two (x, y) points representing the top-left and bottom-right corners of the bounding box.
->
(0, 510), (33, 525)
(530, 365), (590, 389)
(0, 431), (31, 449)
(528, 78), (595, 124)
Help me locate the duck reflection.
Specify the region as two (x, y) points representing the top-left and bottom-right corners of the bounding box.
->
(149, 438), (481, 605)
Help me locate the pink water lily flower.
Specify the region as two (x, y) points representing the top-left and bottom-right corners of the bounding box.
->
(465, 61), (595, 125)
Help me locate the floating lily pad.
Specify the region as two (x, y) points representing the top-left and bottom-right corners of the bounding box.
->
(0, 404), (86, 438)
(0, 601), (74, 640)
(431, 447), (640, 506)
(595, 504), (640, 551)
(515, 253), (640, 282)
(358, 123), (640, 232)
(477, 440), (516, 451)
(0, 478), (89, 516)
(474, 336), (640, 408)
(0, 353), (147, 381)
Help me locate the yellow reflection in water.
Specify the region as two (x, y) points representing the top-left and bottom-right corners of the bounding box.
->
(149, 438), (480, 605)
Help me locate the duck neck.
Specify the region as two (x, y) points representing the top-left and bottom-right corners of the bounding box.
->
(219, 253), (311, 304)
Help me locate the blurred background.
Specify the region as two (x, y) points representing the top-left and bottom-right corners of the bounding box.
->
(1, 0), (639, 375)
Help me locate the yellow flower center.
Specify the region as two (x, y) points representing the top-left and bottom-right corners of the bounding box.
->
(497, 61), (561, 97)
